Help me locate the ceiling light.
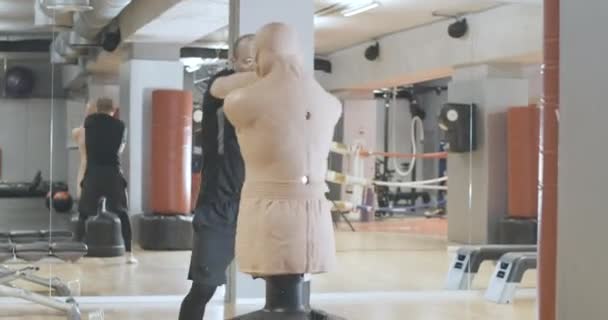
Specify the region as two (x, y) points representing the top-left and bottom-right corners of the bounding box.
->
(42, 0), (94, 12)
(342, 1), (381, 17)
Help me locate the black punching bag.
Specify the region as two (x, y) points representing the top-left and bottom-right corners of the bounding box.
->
(85, 197), (125, 257)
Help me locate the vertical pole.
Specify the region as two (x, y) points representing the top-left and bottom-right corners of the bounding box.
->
(538, 0), (559, 319)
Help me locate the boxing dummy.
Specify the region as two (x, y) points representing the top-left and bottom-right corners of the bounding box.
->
(224, 24), (342, 319)
(72, 103), (97, 199)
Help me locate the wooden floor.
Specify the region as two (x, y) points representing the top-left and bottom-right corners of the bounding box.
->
(1, 218), (537, 319)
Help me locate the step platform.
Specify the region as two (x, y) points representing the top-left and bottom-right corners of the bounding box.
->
(484, 252), (538, 304)
(445, 244), (537, 290)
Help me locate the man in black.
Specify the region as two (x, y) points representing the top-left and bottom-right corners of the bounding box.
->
(179, 34), (258, 320)
(76, 97), (136, 264)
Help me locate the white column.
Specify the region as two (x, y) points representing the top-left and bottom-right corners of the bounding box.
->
(229, 0), (314, 71)
(557, 1), (608, 319)
(119, 43), (184, 214)
(447, 64), (529, 244)
(88, 75), (119, 103)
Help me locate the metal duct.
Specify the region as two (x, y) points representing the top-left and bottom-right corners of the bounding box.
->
(50, 30), (93, 64)
(73, 0), (132, 40)
(51, 31), (79, 61)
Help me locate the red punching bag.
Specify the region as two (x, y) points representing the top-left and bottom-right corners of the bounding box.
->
(507, 106), (539, 219)
(150, 90), (193, 215)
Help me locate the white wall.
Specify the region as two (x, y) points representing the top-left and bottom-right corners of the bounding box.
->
(119, 59), (184, 214)
(0, 99), (67, 183)
(557, 0), (608, 318)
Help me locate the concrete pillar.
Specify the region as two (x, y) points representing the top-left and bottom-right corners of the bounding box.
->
(447, 64), (529, 244)
(226, 0), (314, 301)
(229, 0), (314, 70)
(88, 75), (119, 103)
(557, 0), (607, 318)
(119, 43), (183, 214)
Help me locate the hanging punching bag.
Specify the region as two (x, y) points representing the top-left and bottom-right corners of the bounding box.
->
(150, 90), (193, 215)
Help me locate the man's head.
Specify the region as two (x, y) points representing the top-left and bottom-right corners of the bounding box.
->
(231, 34), (255, 73)
(254, 23), (301, 77)
(96, 97), (116, 115)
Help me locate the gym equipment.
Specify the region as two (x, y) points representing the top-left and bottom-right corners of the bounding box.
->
(507, 106), (539, 218)
(138, 213), (193, 250)
(85, 197), (125, 257)
(5, 66), (35, 98)
(439, 103), (478, 152)
(142, 89), (194, 250)
(445, 245), (537, 290)
(150, 89), (193, 215)
(0, 229), (87, 320)
(484, 252), (538, 304)
(229, 275), (345, 320)
(0, 170), (69, 199)
(499, 218), (537, 244)
(46, 191), (74, 213)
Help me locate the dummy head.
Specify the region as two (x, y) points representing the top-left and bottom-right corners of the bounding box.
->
(231, 34), (256, 73)
(95, 97), (116, 116)
(254, 23), (302, 77)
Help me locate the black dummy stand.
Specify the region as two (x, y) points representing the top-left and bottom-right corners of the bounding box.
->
(229, 274), (346, 320)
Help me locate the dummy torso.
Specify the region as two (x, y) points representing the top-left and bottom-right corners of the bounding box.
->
(224, 24), (341, 275)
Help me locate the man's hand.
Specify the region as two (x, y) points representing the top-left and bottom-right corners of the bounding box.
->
(210, 72), (258, 99)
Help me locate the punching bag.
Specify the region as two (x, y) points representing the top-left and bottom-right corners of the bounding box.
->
(150, 90), (193, 215)
(507, 106), (539, 218)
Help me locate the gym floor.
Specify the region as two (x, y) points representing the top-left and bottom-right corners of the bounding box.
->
(2, 219), (537, 320)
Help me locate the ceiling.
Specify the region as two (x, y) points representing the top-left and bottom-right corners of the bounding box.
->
(195, 0), (504, 54)
(314, 0), (501, 54)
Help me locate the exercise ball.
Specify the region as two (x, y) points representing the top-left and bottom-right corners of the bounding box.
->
(5, 66), (35, 98)
(45, 191), (74, 213)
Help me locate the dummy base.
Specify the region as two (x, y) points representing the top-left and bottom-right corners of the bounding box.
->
(229, 275), (346, 320)
(230, 309), (345, 320)
(137, 214), (193, 250)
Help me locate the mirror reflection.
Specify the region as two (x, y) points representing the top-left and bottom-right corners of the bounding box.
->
(0, 1), (560, 320)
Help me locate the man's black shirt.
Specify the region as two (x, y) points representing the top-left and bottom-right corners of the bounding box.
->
(84, 113), (125, 167)
(197, 69), (245, 205)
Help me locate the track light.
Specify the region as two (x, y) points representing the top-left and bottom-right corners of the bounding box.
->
(364, 42), (380, 61)
(41, 0), (93, 12)
(342, 1), (381, 17)
(448, 19), (468, 38)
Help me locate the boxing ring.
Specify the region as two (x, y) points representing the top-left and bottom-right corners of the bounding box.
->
(325, 141), (448, 216)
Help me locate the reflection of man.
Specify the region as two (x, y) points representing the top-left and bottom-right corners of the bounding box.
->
(76, 98), (137, 264)
(178, 34), (257, 320)
(71, 102), (97, 199)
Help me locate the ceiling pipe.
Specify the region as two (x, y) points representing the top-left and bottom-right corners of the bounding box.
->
(72, 0), (132, 40)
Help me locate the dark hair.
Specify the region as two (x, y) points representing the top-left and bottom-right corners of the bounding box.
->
(233, 34), (255, 58)
(96, 97), (115, 113)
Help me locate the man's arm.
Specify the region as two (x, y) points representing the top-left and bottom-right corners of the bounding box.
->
(209, 72), (257, 99)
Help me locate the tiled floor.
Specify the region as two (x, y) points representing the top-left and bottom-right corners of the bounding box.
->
(1, 220), (537, 320)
